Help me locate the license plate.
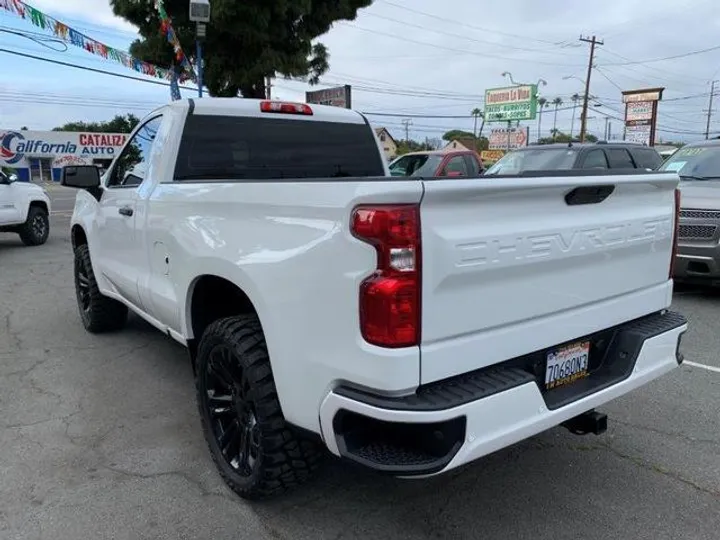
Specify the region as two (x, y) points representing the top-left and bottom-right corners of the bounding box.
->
(545, 341), (590, 390)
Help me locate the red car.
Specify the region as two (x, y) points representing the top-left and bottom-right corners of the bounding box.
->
(388, 150), (484, 178)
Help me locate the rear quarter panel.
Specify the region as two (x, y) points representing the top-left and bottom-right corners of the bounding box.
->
(148, 179), (424, 433)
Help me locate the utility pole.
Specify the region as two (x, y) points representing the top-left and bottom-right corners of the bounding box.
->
(604, 117), (610, 141)
(401, 118), (413, 143)
(579, 35), (603, 143)
(265, 76), (272, 99)
(705, 80), (717, 139)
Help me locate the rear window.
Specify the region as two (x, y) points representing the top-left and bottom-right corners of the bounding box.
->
(630, 147), (663, 170)
(173, 115), (385, 180)
(484, 148), (579, 175)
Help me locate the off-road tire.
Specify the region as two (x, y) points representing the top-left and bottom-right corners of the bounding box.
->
(73, 244), (128, 333)
(18, 206), (49, 246)
(196, 315), (323, 500)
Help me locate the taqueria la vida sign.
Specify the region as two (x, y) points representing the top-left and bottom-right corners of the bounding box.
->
(484, 84), (538, 122)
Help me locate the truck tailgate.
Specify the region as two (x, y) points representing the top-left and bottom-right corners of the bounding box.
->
(419, 173), (678, 384)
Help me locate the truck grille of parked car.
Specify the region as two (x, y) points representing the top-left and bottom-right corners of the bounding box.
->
(679, 209), (720, 220)
(678, 224), (717, 240)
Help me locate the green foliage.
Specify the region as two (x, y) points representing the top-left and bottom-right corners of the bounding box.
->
(396, 139), (434, 155)
(52, 114), (140, 134)
(538, 130), (598, 145)
(442, 130), (475, 142)
(110, 0), (373, 97)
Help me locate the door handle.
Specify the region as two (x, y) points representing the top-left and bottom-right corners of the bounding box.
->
(118, 206), (134, 217)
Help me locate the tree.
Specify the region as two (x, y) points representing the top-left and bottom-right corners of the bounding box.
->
(53, 114), (140, 134)
(538, 130), (598, 145)
(110, 0), (373, 98)
(570, 93), (581, 139)
(471, 108), (485, 138)
(442, 130), (475, 142)
(20, 126), (28, 131)
(551, 97), (563, 141)
(537, 97), (548, 143)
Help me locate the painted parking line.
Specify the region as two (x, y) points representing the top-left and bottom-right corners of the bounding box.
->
(50, 211), (73, 216)
(684, 361), (720, 374)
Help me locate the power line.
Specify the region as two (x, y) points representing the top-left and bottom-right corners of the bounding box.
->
(362, 12), (586, 58)
(0, 47), (197, 91)
(376, 0), (561, 45)
(340, 23), (586, 67)
(600, 44), (720, 66)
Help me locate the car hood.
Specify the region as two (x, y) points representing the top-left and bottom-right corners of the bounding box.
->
(678, 181), (720, 210)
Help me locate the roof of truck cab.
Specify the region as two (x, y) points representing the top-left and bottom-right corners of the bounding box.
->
(163, 97), (368, 124)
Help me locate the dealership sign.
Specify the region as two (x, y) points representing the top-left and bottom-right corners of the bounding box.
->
(485, 85), (538, 122)
(0, 130), (127, 165)
(625, 101), (653, 123)
(305, 85), (352, 109)
(489, 126), (529, 149)
(625, 124), (652, 145)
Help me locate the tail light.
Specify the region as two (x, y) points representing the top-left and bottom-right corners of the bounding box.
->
(670, 188), (681, 279)
(351, 204), (421, 348)
(260, 101), (313, 115)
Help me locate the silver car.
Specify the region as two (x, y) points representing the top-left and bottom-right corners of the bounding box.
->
(660, 140), (720, 284)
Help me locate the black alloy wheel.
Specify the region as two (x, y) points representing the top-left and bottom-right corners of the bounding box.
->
(202, 344), (261, 477)
(195, 316), (323, 500)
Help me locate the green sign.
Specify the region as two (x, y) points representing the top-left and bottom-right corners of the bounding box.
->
(484, 84), (538, 122)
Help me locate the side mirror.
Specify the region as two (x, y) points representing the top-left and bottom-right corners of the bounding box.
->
(61, 165), (101, 189)
(7, 173), (17, 183)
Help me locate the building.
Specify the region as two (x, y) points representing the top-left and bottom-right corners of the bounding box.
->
(442, 138), (478, 153)
(374, 127), (398, 161)
(0, 129), (128, 182)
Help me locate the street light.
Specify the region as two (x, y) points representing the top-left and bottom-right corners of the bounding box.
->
(189, 0), (210, 98)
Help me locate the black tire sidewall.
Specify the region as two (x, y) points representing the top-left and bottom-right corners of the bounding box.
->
(73, 246), (94, 329)
(196, 331), (265, 492)
(21, 207), (49, 245)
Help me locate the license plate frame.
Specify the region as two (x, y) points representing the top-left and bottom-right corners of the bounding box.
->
(545, 340), (590, 390)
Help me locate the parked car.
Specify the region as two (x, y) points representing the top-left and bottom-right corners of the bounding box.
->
(484, 142), (664, 175)
(61, 98), (686, 500)
(389, 149), (484, 178)
(0, 169), (51, 246)
(659, 139), (720, 284)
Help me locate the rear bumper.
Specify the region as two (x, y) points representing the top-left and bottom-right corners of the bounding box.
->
(319, 311), (687, 477)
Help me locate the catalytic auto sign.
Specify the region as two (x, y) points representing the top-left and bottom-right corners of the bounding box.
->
(485, 85), (538, 122)
(0, 130), (128, 166)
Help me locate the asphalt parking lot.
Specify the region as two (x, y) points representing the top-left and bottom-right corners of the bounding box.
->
(1, 186), (719, 540)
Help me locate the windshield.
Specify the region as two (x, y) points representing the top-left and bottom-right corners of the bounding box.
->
(485, 148), (579, 175)
(389, 154), (444, 177)
(658, 145), (720, 180)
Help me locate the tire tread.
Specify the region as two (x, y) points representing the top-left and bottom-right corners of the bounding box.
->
(196, 314), (323, 500)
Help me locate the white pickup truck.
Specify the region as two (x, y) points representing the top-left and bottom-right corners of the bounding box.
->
(0, 170), (51, 246)
(61, 98), (688, 500)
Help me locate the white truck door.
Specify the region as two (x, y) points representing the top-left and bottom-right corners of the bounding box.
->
(0, 172), (22, 225)
(95, 116), (163, 310)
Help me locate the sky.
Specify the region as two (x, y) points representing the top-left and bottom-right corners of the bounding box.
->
(0, 0), (719, 144)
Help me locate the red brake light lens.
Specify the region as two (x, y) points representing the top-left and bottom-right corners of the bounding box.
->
(351, 204), (421, 348)
(260, 101), (313, 115)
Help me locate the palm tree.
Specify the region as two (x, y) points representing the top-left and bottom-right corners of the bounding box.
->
(552, 97), (563, 141)
(471, 108), (484, 139)
(570, 94), (581, 139)
(537, 97), (548, 143)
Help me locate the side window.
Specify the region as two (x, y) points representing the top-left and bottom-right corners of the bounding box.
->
(443, 156), (469, 177)
(606, 148), (635, 169)
(582, 149), (609, 169)
(464, 155), (481, 176)
(631, 148), (663, 170)
(107, 116), (163, 188)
